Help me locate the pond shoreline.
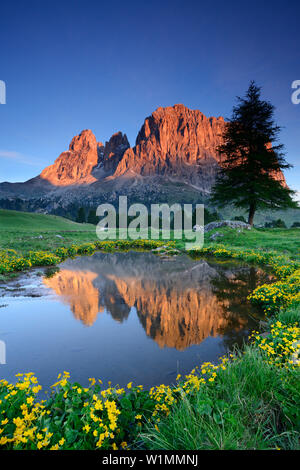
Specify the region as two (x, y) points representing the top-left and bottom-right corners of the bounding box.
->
(0, 240), (299, 450)
(0, 250), (270, 388)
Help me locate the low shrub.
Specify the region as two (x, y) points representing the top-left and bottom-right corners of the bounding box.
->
(249, 269), (300, 314)
(250, 321), (300, 369)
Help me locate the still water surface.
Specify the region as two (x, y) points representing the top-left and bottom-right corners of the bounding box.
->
(0, 251), (272, 389)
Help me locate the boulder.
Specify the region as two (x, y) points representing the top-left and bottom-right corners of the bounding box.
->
(210, 231), (224, 241)
(204, 220), (251, 233)
(192, 224), (204, 232)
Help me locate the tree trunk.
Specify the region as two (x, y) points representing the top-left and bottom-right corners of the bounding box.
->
(248, 203), (256, 226)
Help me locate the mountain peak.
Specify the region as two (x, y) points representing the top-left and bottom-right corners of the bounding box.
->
(39, 129), (130, 186)
(100, 132), (130, 173)
(40, 129), (99, 186)
(114, 104), (227, 191)
(69, 129), (97, 152)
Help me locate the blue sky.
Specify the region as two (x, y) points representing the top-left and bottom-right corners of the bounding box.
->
(0, 0), (299, 195)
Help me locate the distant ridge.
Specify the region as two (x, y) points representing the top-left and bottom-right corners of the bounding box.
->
(0, 104), (287, 215)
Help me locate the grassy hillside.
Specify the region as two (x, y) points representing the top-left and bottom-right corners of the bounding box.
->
(0, 209), (97, 254)
(0, 209), (96, 232)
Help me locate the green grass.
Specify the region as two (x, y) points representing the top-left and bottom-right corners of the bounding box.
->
(202, 227), (300, 257)
(0, 209), (96, 231)
(172, 226), (299, 258)
(272, 303), (300, 326)
(141, 338), (300, 450)
(0, 209), (97, 254)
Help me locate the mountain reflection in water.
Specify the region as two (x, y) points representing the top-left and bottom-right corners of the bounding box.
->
(43, 252), (271, 351)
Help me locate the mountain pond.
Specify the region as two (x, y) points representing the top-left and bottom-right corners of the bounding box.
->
(0, 251), (274, 390)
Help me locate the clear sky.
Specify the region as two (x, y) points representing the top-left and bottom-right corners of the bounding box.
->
(0, 0), (299, 195)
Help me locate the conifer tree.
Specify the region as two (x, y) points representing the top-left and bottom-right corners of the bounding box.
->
(211, 81), (298, 225)
(76, 207), (86, 223)
(87, 208), (98, 225)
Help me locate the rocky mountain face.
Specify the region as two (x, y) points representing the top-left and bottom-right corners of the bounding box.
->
(114, 104), (226, 191)
(0, 104), (287, 215)
(39, 129), (130, 186)
(40, 129), (99, 186)
(100, 132), (130, 173)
